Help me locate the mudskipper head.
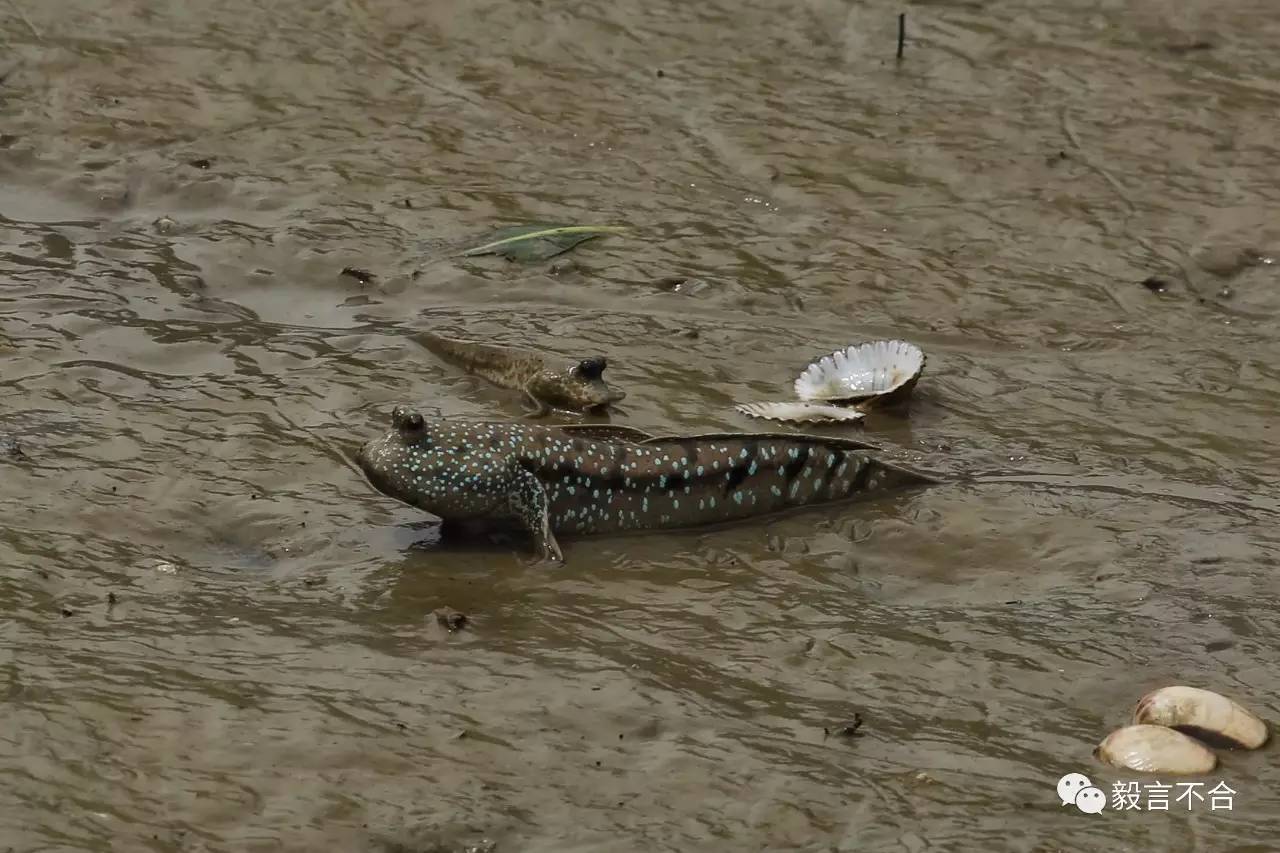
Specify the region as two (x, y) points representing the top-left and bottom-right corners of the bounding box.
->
(528, 356), (626, 412)
(356, 406), (430, 504)
(356, 408), (514, 520)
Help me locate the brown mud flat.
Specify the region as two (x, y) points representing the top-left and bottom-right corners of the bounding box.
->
(2, 0), (1280, 851)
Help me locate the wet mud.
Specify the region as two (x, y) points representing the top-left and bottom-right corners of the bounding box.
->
(3, 0), (1280, 850)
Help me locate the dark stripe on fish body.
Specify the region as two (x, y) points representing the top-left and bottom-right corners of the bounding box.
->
(782, 446), (811, 487)
(722, 442), (757, 494)
(822, 448), (842, 483)
(600, 469), (627, 493)
(850, 456), (871, 495)
(824, 449), (848, 500)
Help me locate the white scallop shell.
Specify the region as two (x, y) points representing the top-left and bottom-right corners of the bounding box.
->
(734, 402), (866, 424)
(794, 340), (926, 403)
(1095, 724), (1217, 775)
(1134, 686), (1269, 750)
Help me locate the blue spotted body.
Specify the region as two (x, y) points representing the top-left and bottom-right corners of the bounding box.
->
(357, 407), (937, 561)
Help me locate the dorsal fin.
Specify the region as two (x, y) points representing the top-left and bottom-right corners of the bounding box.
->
(639, 431), (883, 453)
(551, 424), (656, 443)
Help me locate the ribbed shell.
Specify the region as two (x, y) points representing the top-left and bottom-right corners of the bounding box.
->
(794, 340), (926, 403)
(734, 402), (866, 424)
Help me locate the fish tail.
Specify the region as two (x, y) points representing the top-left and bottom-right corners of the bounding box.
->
(735, 439), (936, 515)
(861, 456), (940, 493)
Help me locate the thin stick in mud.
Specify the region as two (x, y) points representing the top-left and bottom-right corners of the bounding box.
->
(897, 13), (906, 61)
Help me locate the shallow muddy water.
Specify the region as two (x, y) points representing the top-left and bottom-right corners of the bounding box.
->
(3, 0), (1280, 850)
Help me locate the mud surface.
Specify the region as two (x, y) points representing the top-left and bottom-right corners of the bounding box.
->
(3, 1), (1280, 850)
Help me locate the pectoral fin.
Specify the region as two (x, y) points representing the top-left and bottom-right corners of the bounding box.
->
(508, 467), (564, 563)
(521, 392), (552, 418)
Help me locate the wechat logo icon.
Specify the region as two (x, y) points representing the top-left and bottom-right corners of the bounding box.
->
(1058, 773), (1106, 814)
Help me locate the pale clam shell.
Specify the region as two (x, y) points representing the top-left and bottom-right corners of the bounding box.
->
(1133, 686), (1269, 750)
(1095, 724), (1217, 775)
(794, 340), (926, 403)
(734, 402), (866, 424)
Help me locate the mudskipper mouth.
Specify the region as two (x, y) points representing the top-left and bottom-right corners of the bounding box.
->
(584, 389), (625, 410)
(586, 394), (623, 412)
(355, 438), (392, 490)
(355, 438), (374, 466)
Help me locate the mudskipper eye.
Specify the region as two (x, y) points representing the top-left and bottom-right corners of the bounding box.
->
(575, 357), (606, 380)
(392, 407), (425, 432)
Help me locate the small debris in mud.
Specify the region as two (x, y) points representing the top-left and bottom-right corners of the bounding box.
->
(548, 259), (580, 276)
(453, 729), (469, 740)
(302, 576), (326, 588)
(681, 278), (712, 296)
(1166, 40), (1214, 55)
(823, 714), (864, 739)
(154, 561), (179, 575)
(396, 722), (407, 731)
(655, 68), (665, 78)
(341, 266), (376, 284)
(1140, 276), (1170, 293)
(654, 275), (711, 296)
(153, 215), (177, 234)
(1218, 285), (1233, 299)
(188, 158), (213, 169)
(1046, 150), (1069, 165)
(435, 608), (468, 632)
(60, 606), (74, 618)
(402, 198), (414, 209)
(2, 437), (26, 460)
(107, 592), (118, 606)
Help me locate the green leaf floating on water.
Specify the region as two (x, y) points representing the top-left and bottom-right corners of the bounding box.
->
(461, 224), (626, 262)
